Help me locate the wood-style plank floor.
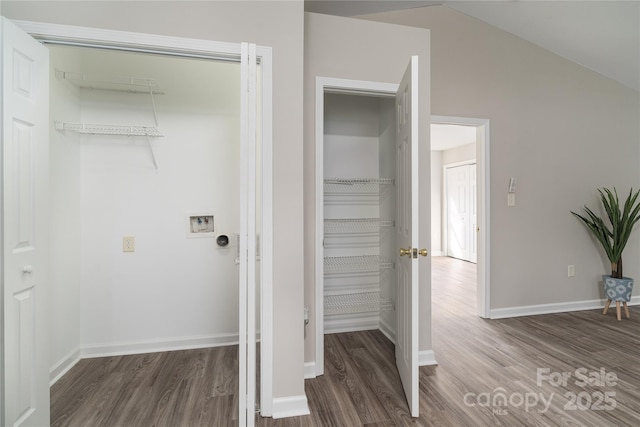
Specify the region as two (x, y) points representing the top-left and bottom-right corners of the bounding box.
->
(52, 257), (640, 426)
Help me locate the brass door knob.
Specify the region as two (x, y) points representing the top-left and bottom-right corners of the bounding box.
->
(399, 247), (412, 257)
(418, 248), (428, 257)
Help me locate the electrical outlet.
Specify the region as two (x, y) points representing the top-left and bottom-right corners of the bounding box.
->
(507, 193), (516, 207)
(568, 265), (575, 277)
(123, 236), (135, 253)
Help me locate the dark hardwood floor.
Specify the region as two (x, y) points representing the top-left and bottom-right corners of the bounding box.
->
(51, 345), (239, 426)
(52, 257), (640, 426)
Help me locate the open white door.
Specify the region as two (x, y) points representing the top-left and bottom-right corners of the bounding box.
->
(395, 56), (420, 418)
(1, 18), (50, 427)
(239, 42), (258, 427)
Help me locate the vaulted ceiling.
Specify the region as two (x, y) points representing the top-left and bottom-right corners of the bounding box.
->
(305, 1), (640, 92)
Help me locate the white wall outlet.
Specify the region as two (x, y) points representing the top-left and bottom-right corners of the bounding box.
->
(568, 265), (575, 277)
(123, 236), (135, 253)
(507, 193), (516, 207)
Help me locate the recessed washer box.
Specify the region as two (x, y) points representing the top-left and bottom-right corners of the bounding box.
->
(186, 212), (215, 238)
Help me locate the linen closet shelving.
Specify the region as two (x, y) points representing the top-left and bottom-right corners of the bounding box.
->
(321, 93), (399, 336)
(323, 177), (396, 330)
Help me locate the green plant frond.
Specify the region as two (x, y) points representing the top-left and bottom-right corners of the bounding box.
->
(572, 187), (640, 272)
(571, 210), (615, 261)
(622, 188), (640, 225)
(600, 188), (618, 221)
(612, 188), (640, 263)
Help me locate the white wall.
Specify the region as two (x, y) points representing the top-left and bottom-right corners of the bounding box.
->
(304, 12), (431, 365)
(442, 142), (475, 166)
(49, 46), (82, 380)
(363, 6), (640, 310)
(64, 48), (241, 352)
(324, 94), (380, 178)
(3, 0), (305, 401)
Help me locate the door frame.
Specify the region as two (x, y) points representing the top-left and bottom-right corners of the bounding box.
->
(8, 19), (274, 417)
(314, 77), (399, 377)
(431, 115), (490, 318)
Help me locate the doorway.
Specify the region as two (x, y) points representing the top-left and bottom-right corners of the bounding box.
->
(1, 19), (272, 427)
(430, 116), (490, 318)
(314, 62), (422, 417)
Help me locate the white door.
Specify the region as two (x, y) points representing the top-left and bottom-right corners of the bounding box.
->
(239, 42), (258, 427)
(446, 164), (477, 263)
(469, 164), (477, 263)
(446, 165), (469, 260)
(1, 18), (50, 427)
(395, 56), (419, 418)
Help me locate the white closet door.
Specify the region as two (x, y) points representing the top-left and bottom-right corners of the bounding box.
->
(469, 164), (477, 263)
(239, 42), (257, 427)
(446, 165), (469, 260)
(1, 17), (50, 427)
(395, 55), (420, 418)
(446, 163), (477, 263)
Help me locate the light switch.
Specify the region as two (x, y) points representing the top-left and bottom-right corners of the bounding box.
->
(507, 193), (516, 207)
(123, 236), (135, 252)
(568, 265), (575, 277)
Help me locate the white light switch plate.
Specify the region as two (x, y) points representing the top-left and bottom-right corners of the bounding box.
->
(507, 193), (516, 207)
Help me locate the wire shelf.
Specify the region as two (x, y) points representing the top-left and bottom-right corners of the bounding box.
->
(56, 70), (164, 94)
(324, 178), (394, 195)
(324, 292), (394, 315)
(324, 218), (394, 234)
(324, 255), (394, 275)
(55, 122), (163, 137)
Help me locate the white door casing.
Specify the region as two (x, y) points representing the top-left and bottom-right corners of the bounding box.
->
(1, 17), (50, 427)
(395, 56), (419, 418)
(239, 42), (258, 427)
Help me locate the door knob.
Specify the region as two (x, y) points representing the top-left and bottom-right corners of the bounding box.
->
(418, 248), (428, 257)
(22, 265), (33, 274)
(399, 247), (412, 257)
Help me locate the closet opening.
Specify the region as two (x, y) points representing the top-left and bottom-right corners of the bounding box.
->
(321, 92), (397, 340)
(3, 20), (272, 426)
(314, 75), (420, 412)
(47, 43), (261, 424)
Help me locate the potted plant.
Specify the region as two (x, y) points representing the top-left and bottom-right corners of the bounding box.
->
(571, 188), (640, 320)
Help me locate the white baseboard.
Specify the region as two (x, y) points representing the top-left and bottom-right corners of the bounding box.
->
(80, 333), (239, 358)
(490, 296), (640, 319)
(304, 362), (317, 379)
(378, 318), (396, 344)
(419, 350), (438, 366)
(272, 394), (310, 419)
(50, 347), (81, 386)
(324, 313), (379, 334)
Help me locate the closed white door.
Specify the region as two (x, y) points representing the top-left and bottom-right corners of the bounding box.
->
(469, 164), (477, 263)
(446, 163), (476, 263)
(395, 56), (420, 418)
(1, 18), (50, 427)
(446, 165), (469, 260)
